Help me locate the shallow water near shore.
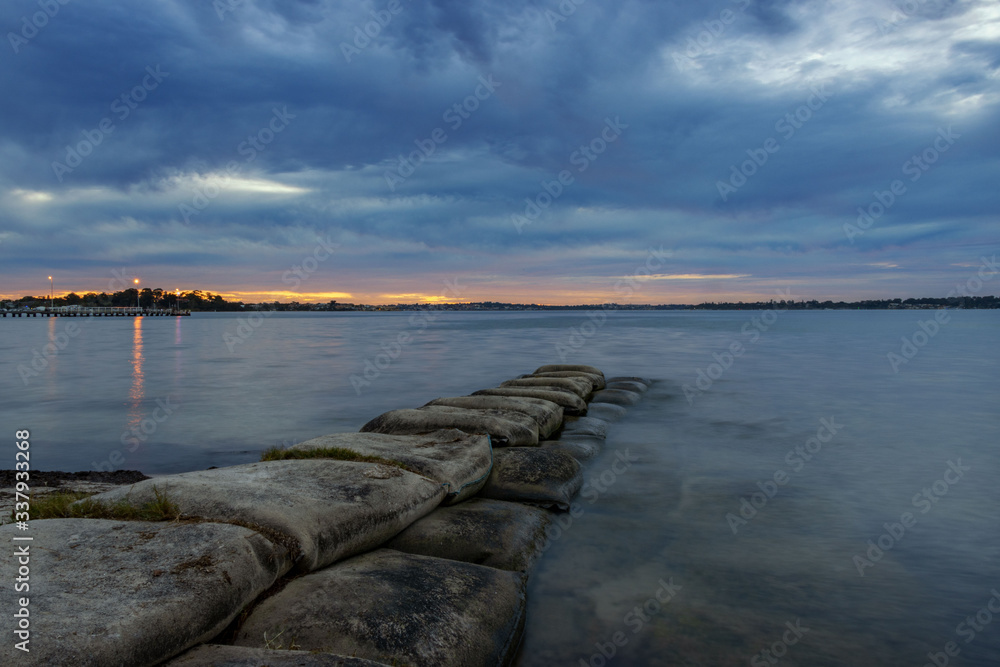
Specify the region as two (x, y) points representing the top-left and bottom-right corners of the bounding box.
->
(2, 310), (998, 665)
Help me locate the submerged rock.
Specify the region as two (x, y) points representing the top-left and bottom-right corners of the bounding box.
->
(234, 549), (527, 667)
(479, 447), (583, 511)
(606, 380), (648, 393)
(424, 396), (564, 439)
(290, 430), (491, 505)
(585, 402), (628, 422)
(533, 363), (605, 378)
(361, 406), (538, 446)
(384, 497), (551, 572)
(529, 370), (606, 390)
(473, 387), (588, 416)
(85, 460), (446, 572)
(561, 416), (609, 440)
(0, 519), (290, 667)
(606, 375), (652, 384)
(591, 388), (642, 406)
(499, 376), (593, 398)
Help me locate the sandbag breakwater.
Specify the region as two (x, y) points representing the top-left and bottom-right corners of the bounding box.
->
(1, 364), (651, 667)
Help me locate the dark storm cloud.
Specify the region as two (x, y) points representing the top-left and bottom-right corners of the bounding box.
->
(0, 0), (997, 302)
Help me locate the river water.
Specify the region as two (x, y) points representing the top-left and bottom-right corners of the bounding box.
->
(2, 310), (998, 666)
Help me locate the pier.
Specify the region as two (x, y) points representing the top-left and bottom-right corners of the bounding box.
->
(0, 307), (190, 317)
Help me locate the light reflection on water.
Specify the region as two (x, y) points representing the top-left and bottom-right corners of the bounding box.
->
(126, 316), (145, 438)
(0, 311), (997, 665)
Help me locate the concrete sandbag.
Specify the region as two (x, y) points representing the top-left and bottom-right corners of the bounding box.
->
(561, 416), (608, 439)
(168, 645), (390, 666)
(384, 497), (551, 572)
(606, 380), (648, 393)
(586, 402), (628, 422)
(361, 407), (538, 446)
(290, 430), (491, 505)
(0, 519), (290, 667)
(424, 396), (564, 438)
(530, 370), (606, 390)
(85, 460), (446, 572)
(607, 376), (652, 385)
(478, 447), (583, 511)
(591, 388), (642, 406)
(541, 437), (603, 462)
(499, 376), (592, 398)
(473, 387), (588, 416)
(533, 363), (605, 378)
(234, 549), (527, 667)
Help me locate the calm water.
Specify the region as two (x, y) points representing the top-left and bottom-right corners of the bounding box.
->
(2, 310), (998, 666)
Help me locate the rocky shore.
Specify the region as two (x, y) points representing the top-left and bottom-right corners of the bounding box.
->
(1, 364), (650, 666)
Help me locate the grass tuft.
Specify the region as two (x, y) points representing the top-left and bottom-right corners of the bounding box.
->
(20, 487), (180, 521)
(261, 445), (418, 474)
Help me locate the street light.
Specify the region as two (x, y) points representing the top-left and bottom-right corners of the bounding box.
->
(48, 276), (53, 308)
(134, 278), (140, 310)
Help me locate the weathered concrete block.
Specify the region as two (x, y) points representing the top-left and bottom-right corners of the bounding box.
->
(533, 363), (604, 378)
(591, 388), (642, 406)
(585, 402), (628, 422)
(479, 447), (583, 511)
(290, 430), (491, 505)
(0, 519), (290, 667)
(473, 387), (588, 416)
(361, 406), (538, 446)
(541, 437), (603, 462)
(606, 376), (652, 386)
(167, 644), (390, 666)
(499, 376), (592, 398)
(606, 380), (648, 393)
(561, 416), (609, 439)
(86, 460), (446, 572)
(234, 550), (527, 667)
(424, 396), (564, 438)
(384, 497), (551, 572)
(529, 370), (606, 390)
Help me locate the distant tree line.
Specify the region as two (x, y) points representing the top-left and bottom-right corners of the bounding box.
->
(6, 292), (997, 311)
(689, 296), (999, 310)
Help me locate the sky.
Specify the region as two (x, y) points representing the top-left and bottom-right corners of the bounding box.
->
(0, 0), (998, 305)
